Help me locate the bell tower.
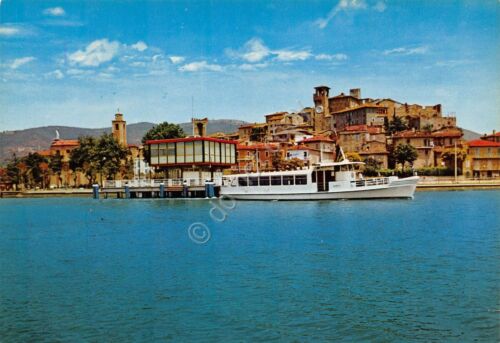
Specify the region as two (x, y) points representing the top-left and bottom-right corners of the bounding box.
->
(112, 110), (127, 146)
(313, 86), (331, 132)
(192, 117), (208, 137)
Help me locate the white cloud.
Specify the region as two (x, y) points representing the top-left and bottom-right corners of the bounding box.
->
(10, 57), (35, 69)
(0, 26), (21, 36)
(179, 61), (223, 72)
(383, 46), (429, 56)
(315, 53), (348, 61)
(228, 38), (313, 63)
(169, 56), (185, 64)
(274, 50), (312, 62)
(130, 61), (146, 67)
(315, 0), (368, 29)
(46, 69), (64, 79)
(66, 68), (86, 75)
(241, 38), (270, 62)
(68, 39), (120, 67)
(131, 41), (148, 52)
(43, 7), (66, 16)
(238, 63), (268, 71)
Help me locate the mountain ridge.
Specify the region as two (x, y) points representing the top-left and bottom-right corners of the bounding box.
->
(0, 119), (247, 162)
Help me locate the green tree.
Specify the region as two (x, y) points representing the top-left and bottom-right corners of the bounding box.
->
(5, 154), (22, 190)
(49, 152), (64, 188)
(70, 134), (130, 186)
(422, 123), (433, 132)
(441, 146), (467, 174)
(95, 133), (130, 181)
(345, 152), (362, 162)
(363, 157), (382, 176)
(393, 144), (418, 169)
(70, 136), (98, 186)
(22, 153), (47, 189)
(141, 122), (185, 163)
(385, 115), (408, 135)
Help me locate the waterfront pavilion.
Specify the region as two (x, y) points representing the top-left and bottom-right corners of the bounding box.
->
(146, 137), (237, 184)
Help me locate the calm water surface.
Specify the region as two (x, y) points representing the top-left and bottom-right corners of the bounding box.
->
(0, 191), (499, 342)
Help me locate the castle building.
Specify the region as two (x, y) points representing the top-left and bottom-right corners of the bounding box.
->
(338, 125), (388, 168)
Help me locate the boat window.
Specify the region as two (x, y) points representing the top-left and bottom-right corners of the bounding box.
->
(238, 177), (248, 186)
(312, 171), (316, 183)
(259, 176), (270, 186)
(271, 175), (282, 186)
(326, 171), (335, 182)
(295, 175), (307, 185)
(249, 177), (259, 186)
(283, 175), (294, 185)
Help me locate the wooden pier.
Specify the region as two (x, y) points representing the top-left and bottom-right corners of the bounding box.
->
(95, 179), (219, 199)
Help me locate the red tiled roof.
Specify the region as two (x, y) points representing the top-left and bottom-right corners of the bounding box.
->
(288, 145), (313, 151)
(37, 149), (52, 156)
(342, 124), (368, 132)
(393, 130), (432, 138)
(467, 139), (500, 147)
(50, 139), (79, 147)
(301, 135), (334, 143)
(431, 129), (462, 138)
(237, 143), (278, 150)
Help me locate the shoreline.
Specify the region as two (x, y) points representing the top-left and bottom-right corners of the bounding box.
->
(1, 181), (499, 198)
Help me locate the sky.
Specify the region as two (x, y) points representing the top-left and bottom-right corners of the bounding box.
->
(0, 0), (498, 133)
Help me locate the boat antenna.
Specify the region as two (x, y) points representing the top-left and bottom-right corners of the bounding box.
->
(339, 146), (347, 161)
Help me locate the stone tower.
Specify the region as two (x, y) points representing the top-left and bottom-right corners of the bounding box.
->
(112, 111), (127, 146)
(313, 86), (331, 132)
(192, 117), (208, 137)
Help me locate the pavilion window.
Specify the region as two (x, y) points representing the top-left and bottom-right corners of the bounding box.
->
(214, 142), (221, 163)
(221, 143), (227, 164)
(177, 142), (185, 163)
(194, 141), (203, 163)
(150, 144), (159, 164)
(225, 144), (231, 164)
(230, 145), (236, 164)
(204, 141), (210, 162)
(210, 141), (216, 162)
(167, 143), (176, 164)
(185, 141), (194, 163)
(159, 143), (167, 164)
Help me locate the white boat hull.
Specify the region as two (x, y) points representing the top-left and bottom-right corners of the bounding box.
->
(221, 176), (418, 201)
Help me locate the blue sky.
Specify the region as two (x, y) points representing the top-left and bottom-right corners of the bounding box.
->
(0, 0), (498, 133)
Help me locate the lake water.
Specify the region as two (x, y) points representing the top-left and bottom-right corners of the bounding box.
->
(0, 191), (499, 342)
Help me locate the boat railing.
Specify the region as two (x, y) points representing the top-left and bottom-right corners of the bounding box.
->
(352, 177), (389, 187)
(103, 178), (223, 188)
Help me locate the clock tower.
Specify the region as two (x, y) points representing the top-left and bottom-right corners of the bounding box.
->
(313, 85), (331, 132)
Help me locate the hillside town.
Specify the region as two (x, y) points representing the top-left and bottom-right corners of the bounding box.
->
(1, 85), (499, 191)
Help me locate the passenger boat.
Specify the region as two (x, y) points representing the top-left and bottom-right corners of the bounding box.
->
(221, 159), (419, 200)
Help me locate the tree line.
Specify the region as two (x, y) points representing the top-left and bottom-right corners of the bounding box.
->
(1, 133), (130, 190)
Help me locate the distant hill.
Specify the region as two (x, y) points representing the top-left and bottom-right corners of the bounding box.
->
(460, 128), (482, 141)
(0, 119), (247, 162)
